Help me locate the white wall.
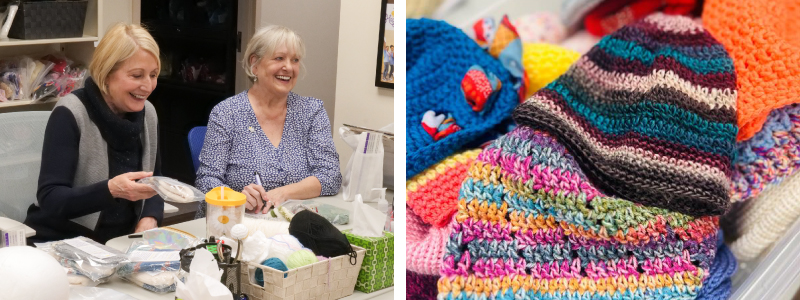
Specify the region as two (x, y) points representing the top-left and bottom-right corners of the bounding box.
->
(333, 0), (395, 170)
(255, 0), (342, 125)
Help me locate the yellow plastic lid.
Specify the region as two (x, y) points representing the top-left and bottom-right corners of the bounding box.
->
(205, 186), (246, 206)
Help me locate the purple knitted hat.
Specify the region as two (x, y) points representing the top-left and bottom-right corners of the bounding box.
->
(513, 13), (738, 216)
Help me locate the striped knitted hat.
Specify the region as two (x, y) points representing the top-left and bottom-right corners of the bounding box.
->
(407, 18), (519, 178)
(513, 13), (738, 216)
(731, 104), (800, 202)
(703, 0), (800, 141)
(439, 126), (720, 299)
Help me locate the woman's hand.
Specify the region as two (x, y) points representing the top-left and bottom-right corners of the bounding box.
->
(134, 217), (157, 233)
(242, 184), (268, 213)
(260, 188), (289, 214)
(108, 171), (158, 201)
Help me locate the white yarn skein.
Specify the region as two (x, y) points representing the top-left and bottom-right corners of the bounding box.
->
(242, 217), (289, 239)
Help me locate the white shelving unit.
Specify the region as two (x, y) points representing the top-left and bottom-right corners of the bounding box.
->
(0, 98), (58, 109)
(0, 0), (134, 113)
(0, 36), (98, 46)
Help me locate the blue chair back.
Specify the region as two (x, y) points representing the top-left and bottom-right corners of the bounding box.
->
(187, 126), (207, 173)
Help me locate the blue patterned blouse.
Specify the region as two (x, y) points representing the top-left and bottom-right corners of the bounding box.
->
(195, 91), (341, 218)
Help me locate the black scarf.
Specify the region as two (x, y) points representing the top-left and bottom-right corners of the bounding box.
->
(72, 77), (144, 178)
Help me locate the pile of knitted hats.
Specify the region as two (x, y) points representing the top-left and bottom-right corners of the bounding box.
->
(702, 0), (800, 262)
(408, 10), (750, 300)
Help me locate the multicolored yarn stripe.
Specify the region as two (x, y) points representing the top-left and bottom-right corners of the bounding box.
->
(521, 43), (581, 98)
(703, 0), (800, 141)
(731, 104), (800, 202)
(513, 13), (738, 217)
(407, 149), (481, 228)
(438, 126), (720, 300)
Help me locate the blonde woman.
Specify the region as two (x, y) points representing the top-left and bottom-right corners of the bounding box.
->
(25, 23), (163, 244)
(195, 25), (341, 218)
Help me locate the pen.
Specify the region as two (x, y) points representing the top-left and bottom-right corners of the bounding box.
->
(254, 171), (267, 212)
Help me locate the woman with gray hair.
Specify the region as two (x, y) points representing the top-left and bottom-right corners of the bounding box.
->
(194, 25), (341, 218)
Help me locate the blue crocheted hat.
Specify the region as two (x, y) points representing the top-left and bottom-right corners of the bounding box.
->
(406, 18), (519, 178)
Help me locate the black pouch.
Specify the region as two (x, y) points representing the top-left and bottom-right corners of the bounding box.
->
(289, 210), (356, 265)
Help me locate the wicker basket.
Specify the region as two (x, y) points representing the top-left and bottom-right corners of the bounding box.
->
(241, 245), (366, 300)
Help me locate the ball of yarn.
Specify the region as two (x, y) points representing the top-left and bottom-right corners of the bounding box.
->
(255, 258), (288, 286)
(266, 234), (306, 262)
(242, 218), (290, 238)
(316, 256), (328, 261)
(286, 249), (318, 269)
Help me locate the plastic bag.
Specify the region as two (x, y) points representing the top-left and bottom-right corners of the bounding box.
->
(0, 69), (22, 100)
(142, 227), (199, 250)
(244, 205), (295, 222)
(340, 129), (385, 202)
(117, 241), (185, 293)
(287, 200), (350, 225)
(138, 176), (204, 203)
(37, 237), (130, 282)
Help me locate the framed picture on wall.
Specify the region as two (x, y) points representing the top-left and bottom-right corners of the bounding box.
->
(375, 0), (394, 89)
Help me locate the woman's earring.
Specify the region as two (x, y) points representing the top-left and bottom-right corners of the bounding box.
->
(253, 76), (258, 82)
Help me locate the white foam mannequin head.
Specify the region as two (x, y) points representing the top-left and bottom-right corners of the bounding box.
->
(0, 246), (69, 300)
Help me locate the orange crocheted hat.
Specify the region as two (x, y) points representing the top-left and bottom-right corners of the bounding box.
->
(406, 149), (480, 228)
(703, 0), (800, 141)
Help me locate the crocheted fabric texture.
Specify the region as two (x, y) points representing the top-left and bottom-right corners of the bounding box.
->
(703, 0), (800, 141)
(408, 271), (439, 300)
(696, 232), (736, 300)
(731, 104), (800, 202)
(407, 206), (452, 275)
(513, 13), (738, 216)
(407, 18), (519, 178)
(407, 149), (482, 227)
(438, 126), (720, 300)
(726, 170), (800, 261)
(522, 43), (581, 99)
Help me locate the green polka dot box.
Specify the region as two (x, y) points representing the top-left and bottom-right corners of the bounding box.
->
(343, 230), (394, 293)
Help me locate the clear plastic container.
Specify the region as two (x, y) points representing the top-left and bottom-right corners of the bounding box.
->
(205, 187), (246, 239)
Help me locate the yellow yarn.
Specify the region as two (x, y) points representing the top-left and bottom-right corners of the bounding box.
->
(522, 43), (580, 98)
(406, 149), (481, 193)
